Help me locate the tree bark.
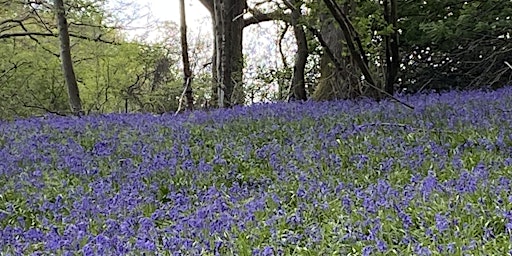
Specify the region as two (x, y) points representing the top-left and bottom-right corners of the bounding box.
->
(54, 0), (82, 115)
(199, 0), (246, 108)
(313, 15), (362, 101)
(286, 0), (308, 101)
(179, 0), (194, 111)
(314, 0), (413, 109)
(322, 0), (376, 87)
(313, 0), (384, 101)
(383, 0), (399, 95)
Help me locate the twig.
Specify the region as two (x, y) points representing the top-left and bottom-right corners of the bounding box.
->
(417, 77), (433, 93)
(175, 77), (190, 115)
(362, 80), (416, 110)
(22, 103), (68, 116)
(357, 122), (410, 129)
(505, 61), (512, 70)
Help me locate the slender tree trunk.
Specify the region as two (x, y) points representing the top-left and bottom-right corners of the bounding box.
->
(383, 0), (399, 95)
(286, 0), (308, 101)
(54, 0), (82, 115)
(213, 0), (226, 107)
(179, 0), (194, 111)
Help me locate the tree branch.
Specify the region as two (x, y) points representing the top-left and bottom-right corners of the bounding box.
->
(243, 8), (289, 27)
(0, 61), (28, 81)
(0, 31), (118, 44)
(278, 24), (290, 69)
(22, 103), (68, 116)
(306, 26), (342, 70)
(505, 61), (512, 70)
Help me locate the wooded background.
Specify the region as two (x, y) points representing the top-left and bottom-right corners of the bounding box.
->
(0, 0), (510, 119)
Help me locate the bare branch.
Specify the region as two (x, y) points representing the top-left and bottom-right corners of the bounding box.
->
(22, 103), (68, 116)
(0, 31), (119, 44)
(277, 23), (290, 69)
(68, 22), (121, 30)
(505, 61), (512, 70)
(0, 61), (29, 81)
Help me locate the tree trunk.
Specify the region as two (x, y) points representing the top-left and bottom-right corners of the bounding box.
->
(200, 0), (246, 108)
(54, 0), (82, 115)
(179, 0), (194, 111)
(313, 12), (362, 100)
(286, 0), (308, 101)
(314, 0), (382, 101)
(383, 0), (399, 95)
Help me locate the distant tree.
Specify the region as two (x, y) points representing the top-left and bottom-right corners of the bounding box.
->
(0, 0), (203, 119)
(54, 0), (82, 115)
(285, 0), (308, 101)
(198, 0), (285, 107)
(0, 0), (122, 117)
(177, 0), (194, 112)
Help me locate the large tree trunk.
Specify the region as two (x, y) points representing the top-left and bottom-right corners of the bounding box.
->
(313, 13), (361, 100)
(314, 0), (382, 101)
(200, 0), (246, 108)
(286, 0), (308, 101)
(54, 0), (82, 115)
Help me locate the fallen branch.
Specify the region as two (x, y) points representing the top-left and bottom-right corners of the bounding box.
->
(363, 80), (416, 110)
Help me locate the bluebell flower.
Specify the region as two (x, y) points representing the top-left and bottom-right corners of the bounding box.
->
(362, 245), (373, 256)
(435, 213), (449, 233)
(376, 239), (388, 252)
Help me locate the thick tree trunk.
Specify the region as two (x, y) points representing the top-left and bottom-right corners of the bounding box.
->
(179, 0), (194, 111)
(54, 0), (82, 115)
(314, 0), (382, 101)
(286, 0), (308, 101)
(313, 12), (362, 100)
(200, 0), (245, 108)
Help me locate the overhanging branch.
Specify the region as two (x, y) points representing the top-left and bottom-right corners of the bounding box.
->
(243, 8), (289, 27)
(0, 31), (118, 44)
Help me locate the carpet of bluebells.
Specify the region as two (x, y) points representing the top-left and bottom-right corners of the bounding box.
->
(2, 88), (512, 255)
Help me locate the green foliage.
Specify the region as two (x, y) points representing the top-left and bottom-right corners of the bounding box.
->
(0, 1), (212, 120)
(297, 0), (511, 96)
(398, 0), (512, 91)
